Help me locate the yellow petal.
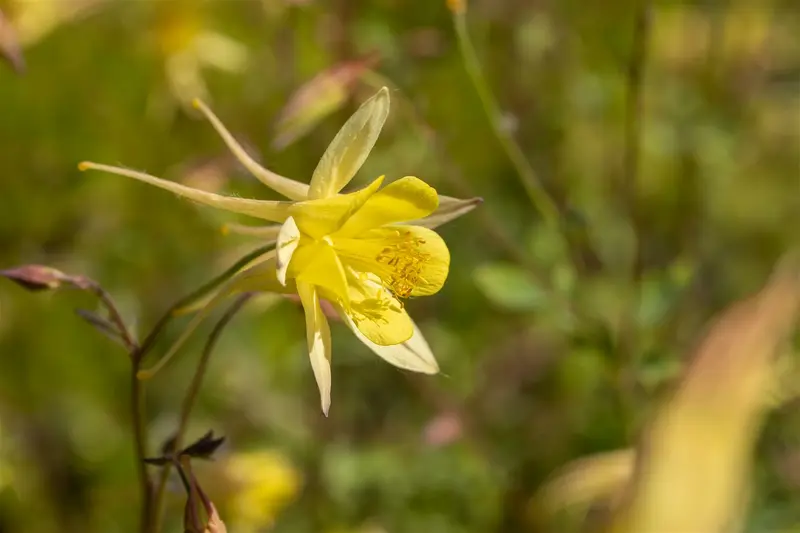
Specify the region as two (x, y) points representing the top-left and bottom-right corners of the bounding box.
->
(297, 282), (332, 415)
(78, 162), (292, 222)
(333, 277), (414, 346)
(289, 176), (383, 239)
(276, 216), (300, 286)
(335, 176), (439, 237)
(289, 239), (349, 306)
(192, 98), (308, 201)
(308, 87), (390, 200)
(333, 225), (450, 298)
(339, 308), (439, 373)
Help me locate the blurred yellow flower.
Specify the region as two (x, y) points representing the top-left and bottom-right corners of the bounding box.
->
(221, 450), (301, 532)
(151, 2), (248, 111)
(80, 87), (480, 414)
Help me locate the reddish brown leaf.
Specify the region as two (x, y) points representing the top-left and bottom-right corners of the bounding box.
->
(0, 8), (24, 73)
(0, 264), (72, 291)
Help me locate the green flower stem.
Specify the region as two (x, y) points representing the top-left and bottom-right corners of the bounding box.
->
(150, 293), (254, 532)
(128, 244), (272, 532)
(451, 9), (561, 232)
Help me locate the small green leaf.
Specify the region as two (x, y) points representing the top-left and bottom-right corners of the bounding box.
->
(474, 263), (548, 312)
(527, 226), (569, 270)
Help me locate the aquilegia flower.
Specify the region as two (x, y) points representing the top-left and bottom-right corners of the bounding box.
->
(79, 87), (479, 414)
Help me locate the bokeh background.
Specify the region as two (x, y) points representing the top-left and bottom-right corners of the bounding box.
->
(0, 0), (798, 532)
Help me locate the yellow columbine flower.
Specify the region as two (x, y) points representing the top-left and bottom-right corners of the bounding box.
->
(79, 87), (479, 414)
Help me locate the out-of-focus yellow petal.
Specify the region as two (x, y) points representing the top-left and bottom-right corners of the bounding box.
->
(333, 278), (413, 346)
(289, 176), (383, 238)
(308, 87), (390, 200)
(222, 449), (301, 531)
(335, 176), (439, 237)
(297, 282), (332, 415)
(333, 225), (450, 298)
(78, 162), (292, 222)
(338, 308), (439, 373)
(276, 216), (300, 286)
(290, 240), (349, 306)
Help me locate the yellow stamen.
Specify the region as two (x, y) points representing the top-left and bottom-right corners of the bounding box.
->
(374, 230), (430, 299)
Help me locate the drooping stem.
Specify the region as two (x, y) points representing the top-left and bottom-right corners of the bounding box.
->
(151, 293), (254, 532)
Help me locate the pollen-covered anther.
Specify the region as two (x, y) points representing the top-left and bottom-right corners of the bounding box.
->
(374, 231), (430, 299)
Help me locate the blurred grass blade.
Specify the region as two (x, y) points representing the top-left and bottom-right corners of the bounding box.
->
(0, 8), (24, 73)
(534, 449), (635, 518)
(474, 262), (549, 312)
(604, 254), (800, 533)
(271, 52), (380, 151)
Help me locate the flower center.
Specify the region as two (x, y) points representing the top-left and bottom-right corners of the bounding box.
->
(374, 230), (430, 299)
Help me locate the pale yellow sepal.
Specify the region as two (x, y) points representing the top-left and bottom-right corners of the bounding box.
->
(192, 98), (308, 201)
(78, 162), (292, 223)
(276, 216), (300, 286)
(339, 308), (440, 374)
(297, 282), (332, 416)
(308, 87), (390, 200)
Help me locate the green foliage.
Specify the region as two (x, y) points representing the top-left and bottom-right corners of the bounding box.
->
(0, 1), (798, 532)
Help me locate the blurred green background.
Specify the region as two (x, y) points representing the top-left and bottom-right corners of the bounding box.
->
(0, 0), (798, 532)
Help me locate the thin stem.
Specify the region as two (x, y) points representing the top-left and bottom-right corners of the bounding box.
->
(67, 277), (151, 531)
(151, 293), (254, 532)
(451, 9), (561, 232)
(128, 244), (269, 532)
(78, 278), (139, 353)
(132, 363), (153, 533)
(623, 1), (651, 280)
(136, 244), (273, 360)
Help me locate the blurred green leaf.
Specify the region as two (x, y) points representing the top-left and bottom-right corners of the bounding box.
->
(583, 203), (637, 277)
(473, 263), (549, 312)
